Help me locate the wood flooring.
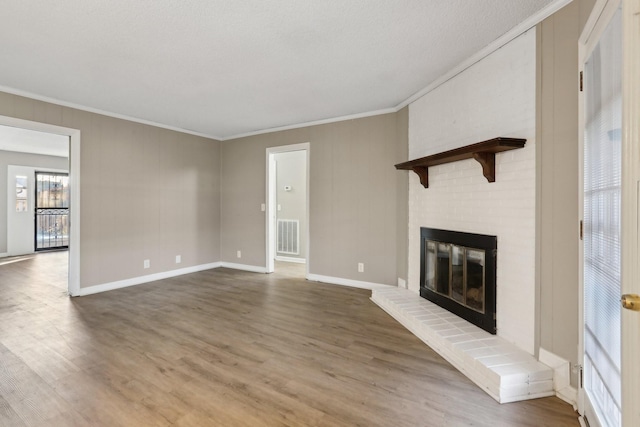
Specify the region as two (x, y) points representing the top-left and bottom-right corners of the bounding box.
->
(0, 252), (579, 426)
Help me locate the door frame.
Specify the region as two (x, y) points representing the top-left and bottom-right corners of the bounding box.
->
(578, 0), (640, 425)
(620, 0), (640, 425)
(265, 143), (310, 276)
(578, 0), (621, 422)
(0, 115), (81, 296)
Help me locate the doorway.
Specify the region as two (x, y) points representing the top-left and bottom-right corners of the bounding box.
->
(266, 143), (309, 277)
(0, 116), (81, 296)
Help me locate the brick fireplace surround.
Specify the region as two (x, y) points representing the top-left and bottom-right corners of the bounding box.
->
(373, 28), (563, 403)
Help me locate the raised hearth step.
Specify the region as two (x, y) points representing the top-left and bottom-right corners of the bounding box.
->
(370, 287), (554, 404)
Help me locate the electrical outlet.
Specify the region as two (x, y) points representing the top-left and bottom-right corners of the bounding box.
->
(237, 250), (242, 258)
(176, 255), (181, 264)
(358, 263), (364, 273)
(144, 259), (150, 269)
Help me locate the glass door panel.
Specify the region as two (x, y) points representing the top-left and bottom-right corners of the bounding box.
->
(35, 172), (69, 251)
(583, 7), (622, 427)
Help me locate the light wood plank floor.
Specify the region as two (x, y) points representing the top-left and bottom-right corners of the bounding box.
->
(0, 252), (579, 426)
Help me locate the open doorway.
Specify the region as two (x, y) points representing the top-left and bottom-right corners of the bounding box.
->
(0, 116), (80, 296)
(266, 143), (309, 278)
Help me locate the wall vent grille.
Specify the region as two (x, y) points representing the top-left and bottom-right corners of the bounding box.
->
(277, 219), (299, 255)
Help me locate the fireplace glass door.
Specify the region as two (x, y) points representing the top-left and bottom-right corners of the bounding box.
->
(425, 241), (485, 314)
(420, 228), (496, 334)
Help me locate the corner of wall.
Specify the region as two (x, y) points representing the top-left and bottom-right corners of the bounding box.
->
(534, 20), (544, 362)
(395, 106), (409, 287)
(539, 347), (578, 408)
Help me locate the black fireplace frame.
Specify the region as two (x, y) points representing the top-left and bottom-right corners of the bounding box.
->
(420, 227), (497, 334)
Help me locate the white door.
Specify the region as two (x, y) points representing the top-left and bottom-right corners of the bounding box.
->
(580, 0), (640, 426)
(7, 165), (35, 256)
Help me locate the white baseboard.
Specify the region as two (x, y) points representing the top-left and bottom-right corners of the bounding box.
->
(219, 262), (268, 274)
(75, 261), (389, 297)
(0, 252), (8, 258)
(557, 385), (578, 408)
(77, 262), (222, 296)
(306, 273), (392, 290)
(539, 347), (578, 408)
(275, 256), (306, 264)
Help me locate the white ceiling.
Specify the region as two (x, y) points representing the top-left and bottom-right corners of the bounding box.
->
(0, 1), (566, 140)
(0, 125), (69, 158)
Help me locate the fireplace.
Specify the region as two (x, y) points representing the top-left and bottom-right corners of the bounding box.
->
(420, 228), (497, 334)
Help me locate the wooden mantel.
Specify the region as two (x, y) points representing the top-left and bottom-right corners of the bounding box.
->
(395, 137), (526, 188)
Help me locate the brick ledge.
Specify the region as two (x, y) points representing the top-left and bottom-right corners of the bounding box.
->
(371, 287), (553, 403)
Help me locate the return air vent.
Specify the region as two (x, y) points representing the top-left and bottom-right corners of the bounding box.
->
(277, 219), (299, 255)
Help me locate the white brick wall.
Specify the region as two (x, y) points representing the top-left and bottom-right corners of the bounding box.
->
(407, 29), (536, 354)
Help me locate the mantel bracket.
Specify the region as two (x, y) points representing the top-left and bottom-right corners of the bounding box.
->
(412, 166), (429, 188)
(472, 152), (496, 183)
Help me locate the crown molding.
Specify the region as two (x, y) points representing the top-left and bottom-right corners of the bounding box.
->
(221, 107), (397, 141)
(0, 85), (223, 141)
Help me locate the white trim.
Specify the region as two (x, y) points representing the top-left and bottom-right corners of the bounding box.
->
(579, 0), (621, 60)
(558, 386), (579, 409)
(77, 262), (222, 296)
(0, 252), (8, 258)
(227, 108), (396, 140)
(306, 273), (392, 290)
(621, 1), (640, 426)
(0, 85), (223, 141)
(0, 115), (81, 296)
(267, 155), (276, 273)
(275, 256), (306, 264)
(68, 128), (80, 296)
(539, 348), (577, 408)
(220, 262), (268, 274)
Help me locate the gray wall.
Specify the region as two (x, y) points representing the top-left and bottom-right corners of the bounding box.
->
(275, 150), (307, 260)
(0, 91), (220, 289)
(537, 0), (596, 385)
(221, 113), (404, 285)
(0, 150), (69, 254)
